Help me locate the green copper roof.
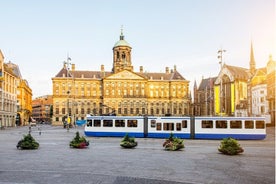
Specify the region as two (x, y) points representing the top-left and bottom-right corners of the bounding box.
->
(113, 29), (131, 48)
(114, 39), (131, 47)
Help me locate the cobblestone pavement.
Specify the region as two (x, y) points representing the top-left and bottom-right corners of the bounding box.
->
(0, 125), (275, 184)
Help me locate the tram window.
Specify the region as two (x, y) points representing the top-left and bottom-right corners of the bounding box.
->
(103, 120), (113, 127)
(94, 120), (101, 127)
(245, 120), (254, 129)
(182, 120), (187, 128)
(176, 123), (181, 131)
(163, 123), (174, 131)
(127, 120), (138, 127)
(87, 120), (92, 127)
(202, 120), (213, 128)
(151, 120), (156, 128)
(216, 120), (227, 129)
(115, 120), (125, 127)
(230, 121), (242, 129)
(256, 121), (265, 129)
(156, 123), (162, 131)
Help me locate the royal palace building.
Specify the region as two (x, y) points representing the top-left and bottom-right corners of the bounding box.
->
(52, 31), (190, 126)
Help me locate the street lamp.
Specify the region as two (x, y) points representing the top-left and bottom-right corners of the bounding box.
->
(64, 56), (72, 130)
(217, 49), (226, 116)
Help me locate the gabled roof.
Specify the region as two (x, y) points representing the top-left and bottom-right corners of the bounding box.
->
(198, 77), (217, 90)
(106, 70), (145, 80)
(250, 67), (267, 86)
(171, 70), (186, 80)
(0, 49), (4, 60)
(225, 64), (250, 80)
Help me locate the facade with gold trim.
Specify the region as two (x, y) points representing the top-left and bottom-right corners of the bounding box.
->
(0, 50), (17, 127)
(16, 78), (32, 126)
(52, 31), (190, 126)
(0, 50), (32, 127)
(6, 61), (33, 126)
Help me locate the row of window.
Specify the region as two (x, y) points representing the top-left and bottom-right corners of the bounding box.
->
(201, 120), (265, 129)
(55, 102), (186, 108)
(86, 119), (265, 131)
(55, 82), (186, 90)
(55, 107), (187, 115)
(151, 120), (187, 131)
(87, 119), (138, 128)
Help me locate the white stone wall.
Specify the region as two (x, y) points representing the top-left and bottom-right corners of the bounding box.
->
(252, 84), (269, 116)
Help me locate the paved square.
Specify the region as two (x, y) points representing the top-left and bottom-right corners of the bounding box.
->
(0, 125), (274, 184)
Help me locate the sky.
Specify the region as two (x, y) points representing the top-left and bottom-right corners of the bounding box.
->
(0, 0), (275, 98)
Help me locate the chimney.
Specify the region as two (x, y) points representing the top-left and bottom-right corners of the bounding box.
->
(174, 65), (176, 72)
(140, 66), (143, 73)
(101, 65), (104, 72)
(165, 67), (169, 74)
(72, 64), (75, 71)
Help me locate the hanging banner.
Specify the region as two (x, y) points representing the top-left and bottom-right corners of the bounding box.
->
(214, 85), (220, 115)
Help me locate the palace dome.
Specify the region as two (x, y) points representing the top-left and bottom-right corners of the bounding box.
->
(113, 30), (131, 48)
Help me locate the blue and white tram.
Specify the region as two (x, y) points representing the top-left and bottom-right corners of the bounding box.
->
(146, 116), (191, 138)
(84, 115), (266, 140)
(85, 116), (145, 137)
(194, 116), (266, 140)
(195, 117), (266, 139)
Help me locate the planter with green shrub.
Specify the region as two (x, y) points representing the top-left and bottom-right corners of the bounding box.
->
(163, 133), (184, 151)
(218, 137), (244, 155)
(70, 131), (89, 149)
(120, 133), (137, 148)
(17, 133), (39, 150)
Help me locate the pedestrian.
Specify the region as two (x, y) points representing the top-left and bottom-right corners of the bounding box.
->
(38, 127), (41, 135)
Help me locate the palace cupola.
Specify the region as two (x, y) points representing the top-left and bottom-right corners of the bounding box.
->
(112, 28), (133, 73)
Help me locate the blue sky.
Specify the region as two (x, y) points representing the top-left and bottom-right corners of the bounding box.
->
(0, 0), (275, 98)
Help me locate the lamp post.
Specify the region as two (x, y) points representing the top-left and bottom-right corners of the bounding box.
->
(217, 49), (226, 116)
(64, 56), (72, 131)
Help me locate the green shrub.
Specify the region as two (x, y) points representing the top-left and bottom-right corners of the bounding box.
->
(218, 137), (244, 155)
(70, 131), (89, 149)
(17, 133), (39, 150)
(163, 132), (184, 151)
(120, 133), (137, 148)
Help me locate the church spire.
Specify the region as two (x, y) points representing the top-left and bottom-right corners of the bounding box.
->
(250, 41), (256, 74)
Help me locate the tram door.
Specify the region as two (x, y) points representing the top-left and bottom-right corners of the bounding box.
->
(190, 116), (195, 139)
(143, 116), (148, 137)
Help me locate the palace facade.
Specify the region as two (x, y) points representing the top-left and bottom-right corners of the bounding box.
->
(52, 31), (190, 125)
